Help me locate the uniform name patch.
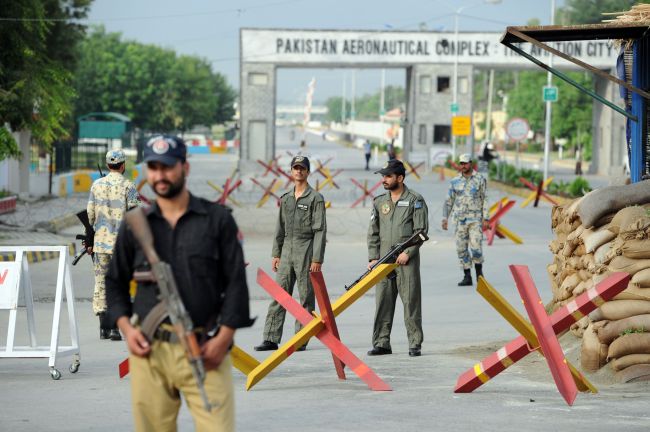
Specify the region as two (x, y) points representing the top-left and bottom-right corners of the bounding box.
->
(397, 200), (409, 207)
(297, 204), (309, 210)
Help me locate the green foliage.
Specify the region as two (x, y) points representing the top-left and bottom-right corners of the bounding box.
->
(489, 161), (591, 198)
(325, 86), (405, 122)
(568, 177), (592, 197)
(0, 127), (21, 160)
(0, 0), (89, 158)
(556, 0), (640, 25)
(74, 27), (236, 132)
(620, 327), (645, 336)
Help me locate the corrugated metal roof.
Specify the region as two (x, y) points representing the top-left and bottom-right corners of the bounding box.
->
(501, 23), (649, 44)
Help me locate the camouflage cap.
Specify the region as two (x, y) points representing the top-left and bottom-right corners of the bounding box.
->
(106, 149), (126, 164)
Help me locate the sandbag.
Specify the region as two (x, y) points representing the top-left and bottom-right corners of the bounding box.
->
(611, 354), (650, 371)
(590, 300), (650, 322)
(577, 180), (650, 228)
(631, 268), (650, 286)
(609, 206), (648, 234)
(581, 254), (595, 270)
(621, 239), (650, 259)
(609, 256), (650, 275)
(561, 241), (579, 257)
(591, 272), (613, 290)
(555, 222), (572, 235)
(619, 218), (650, 242)
(572, 280), (588, 296)
(607, 332), (650, 359)
(567, 225), (585, 243)
(594, 240), (614, 265)
(549, 239), (563, 254)
(564, 196), (583, 223)
(615, 364), (650, 383)
(559, 273), (581, 300)
(613, 284), (650, 301)
(565, 256), (582, 270)
(581, 323), (609, 371)
(570, 315), (590, 338)
(578, 269), (591, 281)
(592, 212), (616, 228)
(583, 227), (616, 253)
(595, 313), (650, 344)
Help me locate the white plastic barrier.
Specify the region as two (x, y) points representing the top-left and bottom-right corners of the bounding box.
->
(0, 246), (80, 380)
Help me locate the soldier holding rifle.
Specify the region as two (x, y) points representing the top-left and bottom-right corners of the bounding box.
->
(105, 135), (253, 431)
(367, 160), (428, 357)
(86, 149), (140, 340)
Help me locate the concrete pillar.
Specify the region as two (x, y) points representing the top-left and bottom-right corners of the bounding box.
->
(406, 64), (473, 159)
(239, 63), (276, 171)
(589, 73), (627, 176)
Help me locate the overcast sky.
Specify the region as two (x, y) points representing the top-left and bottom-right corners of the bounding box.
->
(87, 0), (565, 104)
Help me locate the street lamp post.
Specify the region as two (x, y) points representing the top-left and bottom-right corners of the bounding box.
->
(543, 0), (556, 181)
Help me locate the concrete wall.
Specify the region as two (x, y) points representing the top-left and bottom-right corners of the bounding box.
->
(239, 63), (276, 170)
(590, 74), (627, 176)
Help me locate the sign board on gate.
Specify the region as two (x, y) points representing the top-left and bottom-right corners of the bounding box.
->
(0, 262), (19, 309)
(452, 116), (471, 136)
(506, 118), (530, 142)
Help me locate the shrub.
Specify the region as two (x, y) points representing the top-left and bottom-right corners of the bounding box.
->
(568, 177), (591, 197)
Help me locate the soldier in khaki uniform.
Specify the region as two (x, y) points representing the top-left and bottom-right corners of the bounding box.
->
(255, 156), (327, 351)
(442, 153), (489, 286)
(367, 160), (428, 357)
(87, 149), (140, 340)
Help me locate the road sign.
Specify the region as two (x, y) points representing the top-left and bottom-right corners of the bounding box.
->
(452, 116), (471, 136)
(505, 117), (530, 142)
(543, 86), (558, 102)
(450, 103), (459, 114)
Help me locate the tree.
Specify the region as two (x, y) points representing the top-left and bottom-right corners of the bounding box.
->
(74, 27), (236, 133)
(324, 86), (405, 122)
(0, 0), (90, 160)
(556, 0), (641, 25)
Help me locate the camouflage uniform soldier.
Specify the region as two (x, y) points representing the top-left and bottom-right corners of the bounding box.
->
(255, 156), (327, 351)
(367, 160), (428, 357)
(442, 153), (489, 286)
(87, 149), (141, 340)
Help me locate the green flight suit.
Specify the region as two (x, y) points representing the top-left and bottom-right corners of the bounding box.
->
(262, 185), (327, 343)
(368, 185), (428, 350)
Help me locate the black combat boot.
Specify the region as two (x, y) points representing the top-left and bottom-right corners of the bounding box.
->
(458, 269), (473, 286)
(98, 312), (110, 340)
(475, 264), (484, 281)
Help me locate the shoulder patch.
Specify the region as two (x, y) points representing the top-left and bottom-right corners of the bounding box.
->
(414, 200), (423, 209)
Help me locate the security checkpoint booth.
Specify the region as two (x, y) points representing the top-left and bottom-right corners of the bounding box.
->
(500, 18), (650, 183)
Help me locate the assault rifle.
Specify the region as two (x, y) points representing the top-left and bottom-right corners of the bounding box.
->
(345, 229), (429, 291)
(72, 210), (95, 265)
(125, 207), (213, 411)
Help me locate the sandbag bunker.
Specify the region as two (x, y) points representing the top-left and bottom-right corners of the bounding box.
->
(548, 180), (650, 383)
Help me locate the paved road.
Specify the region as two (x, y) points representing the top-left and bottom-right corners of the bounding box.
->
(0, 134), (648, 431)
